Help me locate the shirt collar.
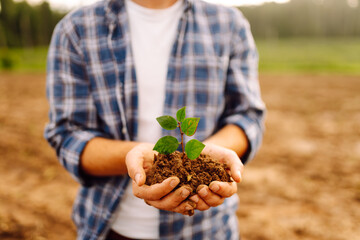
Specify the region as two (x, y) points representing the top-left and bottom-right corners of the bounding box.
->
(105, 0), (192, 24)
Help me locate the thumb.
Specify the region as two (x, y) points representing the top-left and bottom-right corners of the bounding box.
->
(126, 149), (146, 186)
(230, 159), (244, 183)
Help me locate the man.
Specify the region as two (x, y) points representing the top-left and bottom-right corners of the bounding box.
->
(45, 0), (266, 239)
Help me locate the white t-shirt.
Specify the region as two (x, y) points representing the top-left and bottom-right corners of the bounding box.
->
(110, 0), (184, 239)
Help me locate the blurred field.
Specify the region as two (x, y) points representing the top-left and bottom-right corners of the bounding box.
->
(1, 38), (360, 74)
(257, 38), (360, 74)
(238, 74), (360, 240)
(0, 48), (49, 72)
(0, 72), (359, 240)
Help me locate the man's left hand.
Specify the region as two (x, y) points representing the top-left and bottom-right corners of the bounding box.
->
(189, 143), (244, 211)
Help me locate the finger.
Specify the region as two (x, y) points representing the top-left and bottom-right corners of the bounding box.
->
(197, 185), (224, 207)
(132, 177), (180, 201)
(145, 186), (192, 209)
(173, 200), (197, 216)
(209, 181), (237, 198)
(145, 199), (195, 216)
(190, 194), (210, 211)
(226, 151), (244, 183)
(126, 149), (147, 186)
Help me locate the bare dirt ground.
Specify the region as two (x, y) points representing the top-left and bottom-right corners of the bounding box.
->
(0, 73), (359, 240)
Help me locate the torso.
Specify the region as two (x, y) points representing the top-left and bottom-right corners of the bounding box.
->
(110, 1), (184, 239)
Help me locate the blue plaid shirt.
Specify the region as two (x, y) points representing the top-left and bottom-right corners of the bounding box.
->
(45, 0), (266, 239)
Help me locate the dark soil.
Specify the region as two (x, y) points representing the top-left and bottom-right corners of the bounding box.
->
(145, 151), (232, 195)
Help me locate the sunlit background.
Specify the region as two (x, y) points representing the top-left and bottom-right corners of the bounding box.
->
(1, 0), (359, 73)
(21, 0), (291, 10)
(11, 0), (360, 10)
(0, 0), (360, 239)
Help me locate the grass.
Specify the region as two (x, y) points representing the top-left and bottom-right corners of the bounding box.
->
(256, 38), (360, 74)
(1, 38), (360, 74)
(0, 47), (48, 72)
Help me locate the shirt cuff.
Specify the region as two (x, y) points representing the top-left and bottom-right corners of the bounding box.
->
(59, 130), (106, 187)
(221, 113), (264, 164)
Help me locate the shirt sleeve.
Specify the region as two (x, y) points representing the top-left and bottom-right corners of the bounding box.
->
(44, 19), (108, 186)
(218, 10), (266, 164)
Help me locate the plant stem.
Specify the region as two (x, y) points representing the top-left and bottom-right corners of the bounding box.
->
(178, 122), (185, 153)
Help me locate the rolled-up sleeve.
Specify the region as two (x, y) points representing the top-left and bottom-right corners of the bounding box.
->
(219, 10), (266, 163)
(44, 19), (107, 186)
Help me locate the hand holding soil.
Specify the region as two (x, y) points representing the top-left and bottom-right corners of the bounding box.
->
(201, 143), (243, 184)
(126, 143), (196, 216)
(126, 107), (243, 216)
(188, 143), (243, 213)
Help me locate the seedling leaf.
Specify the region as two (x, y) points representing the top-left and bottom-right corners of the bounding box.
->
(176, 107), (186, 122)
(153, 136), (180, 155)
(185, 139), (205, 160)
(156, 116), (178, 130)
(181, 118), (200, 136)
(153, 107), (204, 158)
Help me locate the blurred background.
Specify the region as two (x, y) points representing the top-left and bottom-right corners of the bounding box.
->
(0, 0), (359, 239)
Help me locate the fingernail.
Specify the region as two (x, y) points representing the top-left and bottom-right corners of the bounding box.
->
(181, 189), (190, 198)
(188, 200), (197, 208)
(170, 178), (179, 188)
(135, 173), (141, 185)
(198, 187), (208, 197)
(185, 205), (193, 211)
(211, 184), (220, 193)
(190, 195), (199, 203)
(237, 170), (242, 182)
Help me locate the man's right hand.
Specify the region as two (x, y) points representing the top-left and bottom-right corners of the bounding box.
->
(125, 143), (195, 216)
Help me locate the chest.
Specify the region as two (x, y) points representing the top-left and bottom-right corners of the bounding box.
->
(80, 15), (232, 139)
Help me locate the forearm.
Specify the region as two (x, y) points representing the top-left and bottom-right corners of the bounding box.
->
(204, 124), (249, 158)
(81, 125), (248, 176)
(81, 137), (140, 176)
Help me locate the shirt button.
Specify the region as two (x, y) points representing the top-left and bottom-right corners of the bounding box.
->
(122, 127), (127, 135)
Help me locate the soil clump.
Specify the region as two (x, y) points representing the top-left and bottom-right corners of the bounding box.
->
(146, 151), (232, 195)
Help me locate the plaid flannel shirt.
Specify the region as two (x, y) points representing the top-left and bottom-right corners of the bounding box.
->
(44, 0), (266, 239)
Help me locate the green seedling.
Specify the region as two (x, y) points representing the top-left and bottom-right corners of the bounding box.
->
(153, 107), (205, 160)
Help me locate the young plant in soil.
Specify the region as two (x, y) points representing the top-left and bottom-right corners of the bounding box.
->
(153, 106), (205, 161)
(146, 107), (232, 216)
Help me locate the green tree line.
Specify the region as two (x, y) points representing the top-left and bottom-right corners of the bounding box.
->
(0, 0), (359, 48)
(240, 0), (360, 38)
(0, 0), (64, 48)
